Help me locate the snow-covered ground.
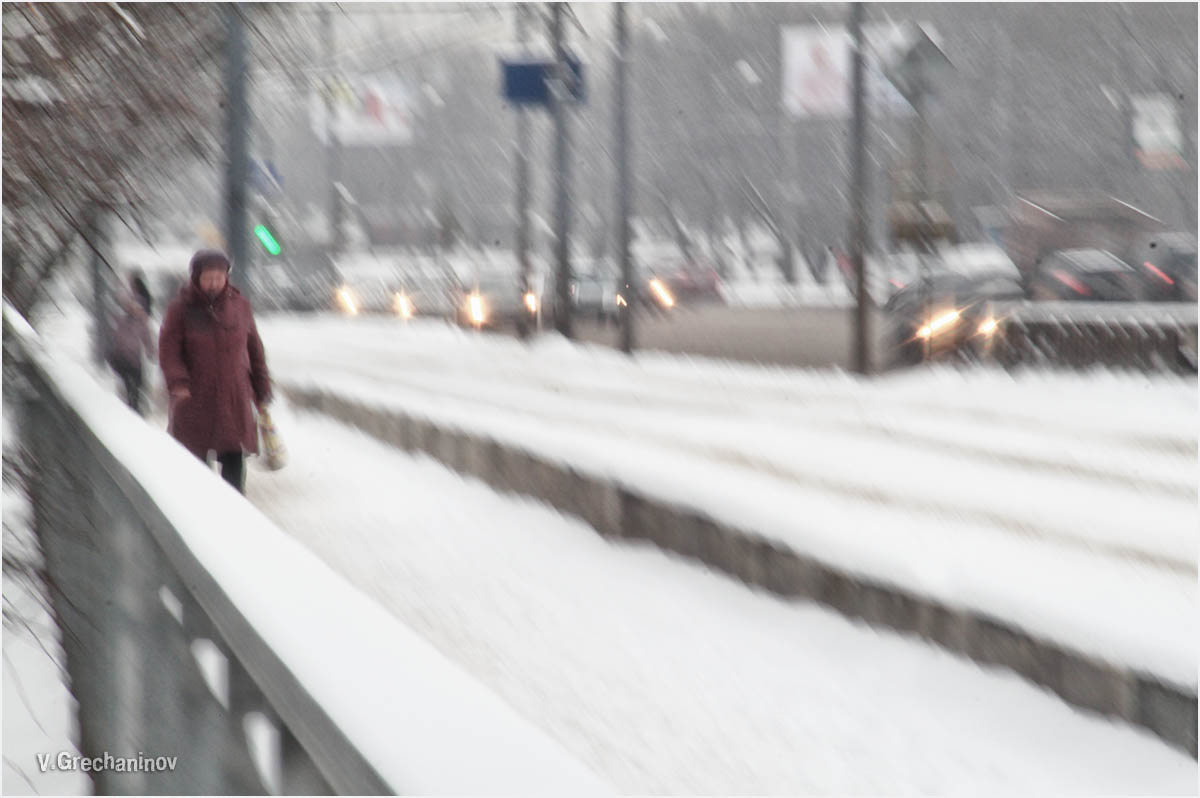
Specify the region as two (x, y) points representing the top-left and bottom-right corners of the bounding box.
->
(21, 294), (1200, 793)
(251, 314), (1198, 689)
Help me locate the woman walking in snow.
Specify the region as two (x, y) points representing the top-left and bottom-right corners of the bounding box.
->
(158, 249), (273, 494)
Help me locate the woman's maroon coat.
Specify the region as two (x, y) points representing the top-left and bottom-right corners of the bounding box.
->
(158, 265), (272, 459)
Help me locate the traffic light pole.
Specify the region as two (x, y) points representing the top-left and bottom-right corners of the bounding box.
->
(224, 4), (251, 303)
(849, 2), (870, 375)
(549, 2), (573, 339)
(515, 5), (534, 339)
(322, 6), (345, 260)
(913, 70), (931, 362)
(614, 3), (635, 354)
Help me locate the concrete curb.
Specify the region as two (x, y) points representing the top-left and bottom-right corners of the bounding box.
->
(283, 385), (1197, 758)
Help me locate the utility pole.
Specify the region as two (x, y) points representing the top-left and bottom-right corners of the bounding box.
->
(778, 63), (809, 283)
(915, 82), (931, 361)
(614, 2), (635, 354)
(515, 5), (534, 339)
(849, 2), (870, 375)
(224, 3), (250, 302)
(549, 2), (573, 338)
(322, 6), (345, 262)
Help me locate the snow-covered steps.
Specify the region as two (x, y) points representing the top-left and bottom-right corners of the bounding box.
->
(281, 383), (1197, 757)
(248, 410), (1195, 793)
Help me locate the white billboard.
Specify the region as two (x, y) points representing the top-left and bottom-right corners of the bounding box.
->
(1132, 93), (1185, 170)
(781, 23), (919, 119)
(310, 76), (415, 146)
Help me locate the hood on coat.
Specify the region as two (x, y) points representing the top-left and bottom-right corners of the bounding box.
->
(189, 249), (232, 289)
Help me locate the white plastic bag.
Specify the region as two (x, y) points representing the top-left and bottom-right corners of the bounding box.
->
(257, 403), (287, 471)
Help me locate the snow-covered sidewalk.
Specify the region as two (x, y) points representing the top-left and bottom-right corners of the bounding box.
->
(256, 314), (1198, 690)
(244, 408), (1196, 794)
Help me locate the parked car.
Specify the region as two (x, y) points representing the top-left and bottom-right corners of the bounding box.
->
(404, 275), (459, 320)
(1029, 248), (1145, 301)
(566, 270), (677, 323)
(332, 278), (392, 315)
(885, 268), (1025, 365)
(571, 274), (623, 322)
(660, 263), (723, 303)
(1003, 192), (1165, 292)
(248, 262), (311, 312)
(1123, 233), (1198, 302)
(455, 274), (541, 330)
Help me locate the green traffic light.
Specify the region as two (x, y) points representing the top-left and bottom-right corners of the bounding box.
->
(254, 224), (281, 255)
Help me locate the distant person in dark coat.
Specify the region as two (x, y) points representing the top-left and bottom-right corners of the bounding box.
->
(130, 269), (153, 316)
(105, 289), (155, 415)
(158, 249), (272, 493)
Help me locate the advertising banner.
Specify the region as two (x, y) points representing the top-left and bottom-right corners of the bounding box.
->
(1131, 93), (1186, 170)
(310, 76), (415, 146)
(781, 23), (922, 119)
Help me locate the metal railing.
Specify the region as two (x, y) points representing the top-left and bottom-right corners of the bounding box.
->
(7, 325), (385, 794)
(990, 301), (1198, 375)
(4, 309), (607, 795)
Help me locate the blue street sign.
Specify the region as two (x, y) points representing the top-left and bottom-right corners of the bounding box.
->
(250, 158), (283, 195)
(502, 55), (585, 106)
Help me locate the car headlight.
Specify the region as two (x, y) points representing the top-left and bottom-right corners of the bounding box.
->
(649, 278), (675, 308)
(468, 294), (486, 325)
(393, 293), (414, 319)
(336, 287), (359, 316)
(524, 292), (538, 314)
(916, 309), (960, 340)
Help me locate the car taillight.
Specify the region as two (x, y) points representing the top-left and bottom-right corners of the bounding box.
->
(1052, 270), (1092, 296)
(1144, 261), (1175, 285)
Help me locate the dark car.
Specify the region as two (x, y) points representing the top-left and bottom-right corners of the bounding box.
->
(1029, 249), (1145, 301)
(1123, 233), (1197, 302)
(885, 269), (1025, 365)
